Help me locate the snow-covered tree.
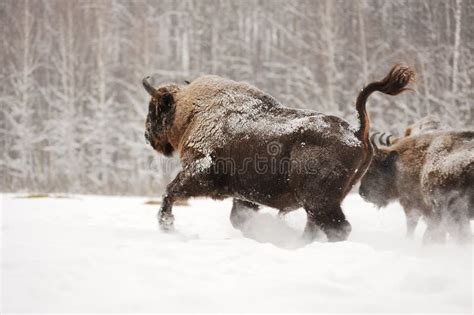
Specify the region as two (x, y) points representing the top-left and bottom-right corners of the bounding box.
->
(1, 0), (472, 194)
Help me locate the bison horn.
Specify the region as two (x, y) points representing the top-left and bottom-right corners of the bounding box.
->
(369, 132), (379, 149)
(369, 132), (379, 148)
(143, 76), (157, 96)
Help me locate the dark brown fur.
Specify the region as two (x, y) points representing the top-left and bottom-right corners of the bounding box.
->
(359, 131), (474, 243)
(143, 65), (414, 242)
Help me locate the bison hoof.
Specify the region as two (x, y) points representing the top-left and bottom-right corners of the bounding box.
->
(326, 220), (352, 242)
(422, 228), (445, 244)
(158, 211), (175, 232)
(230, 209), (255, 230)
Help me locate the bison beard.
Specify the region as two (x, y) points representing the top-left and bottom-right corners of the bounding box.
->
(143, 65), (415, 242)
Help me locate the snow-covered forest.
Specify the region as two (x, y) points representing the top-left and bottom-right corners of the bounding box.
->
(1, 0), (473, 195)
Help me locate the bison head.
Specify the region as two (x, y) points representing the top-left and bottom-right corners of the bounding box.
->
(359, 147), (399, 208)
(143, 77), (180, 157)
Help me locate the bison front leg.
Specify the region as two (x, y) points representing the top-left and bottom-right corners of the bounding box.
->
(158, 169), (211, 231)
(158, 193), (176, 231)
(403, 208), (421, 238)
(422, 211), (446, 244)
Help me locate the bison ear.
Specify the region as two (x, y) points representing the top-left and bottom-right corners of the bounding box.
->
(404, 127), (412, 137)
(161, 92), (173, 112)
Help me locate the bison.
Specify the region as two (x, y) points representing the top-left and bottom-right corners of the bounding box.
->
(359, 130), (474, 243)
(365, 116), (455, 238)
(143, 65), (415, 242)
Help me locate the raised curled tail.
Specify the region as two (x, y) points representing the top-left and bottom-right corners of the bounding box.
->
(355, 65), (415, 147)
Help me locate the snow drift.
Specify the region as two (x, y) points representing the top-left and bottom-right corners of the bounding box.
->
(1, 194), (472, 313)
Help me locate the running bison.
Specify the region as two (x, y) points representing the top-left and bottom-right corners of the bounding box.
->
(143, 65), (415, 242)
(359, 130), (474, 243)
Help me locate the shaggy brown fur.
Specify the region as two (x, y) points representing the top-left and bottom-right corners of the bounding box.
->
(143, 65), (414, 242)
(359, 131), (474, 243)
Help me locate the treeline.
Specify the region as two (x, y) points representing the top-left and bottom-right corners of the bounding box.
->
(1, 0), (472, 195)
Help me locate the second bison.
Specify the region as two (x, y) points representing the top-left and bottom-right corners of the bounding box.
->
(359, 130), (473, 243)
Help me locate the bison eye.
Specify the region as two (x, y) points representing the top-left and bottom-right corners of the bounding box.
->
(161, 93), (173, 112)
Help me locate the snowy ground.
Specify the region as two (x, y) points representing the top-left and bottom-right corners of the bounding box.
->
(1, 193), (472, 313)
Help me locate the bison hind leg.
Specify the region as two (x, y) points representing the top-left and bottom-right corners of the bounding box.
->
(230, 198), (260, 230)
(425, 190), (472, 244)
(303, 204), (352, 242)
(445, 194), (472, 244)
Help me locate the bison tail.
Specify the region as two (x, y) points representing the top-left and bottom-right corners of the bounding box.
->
(355, 65), (415, 148)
